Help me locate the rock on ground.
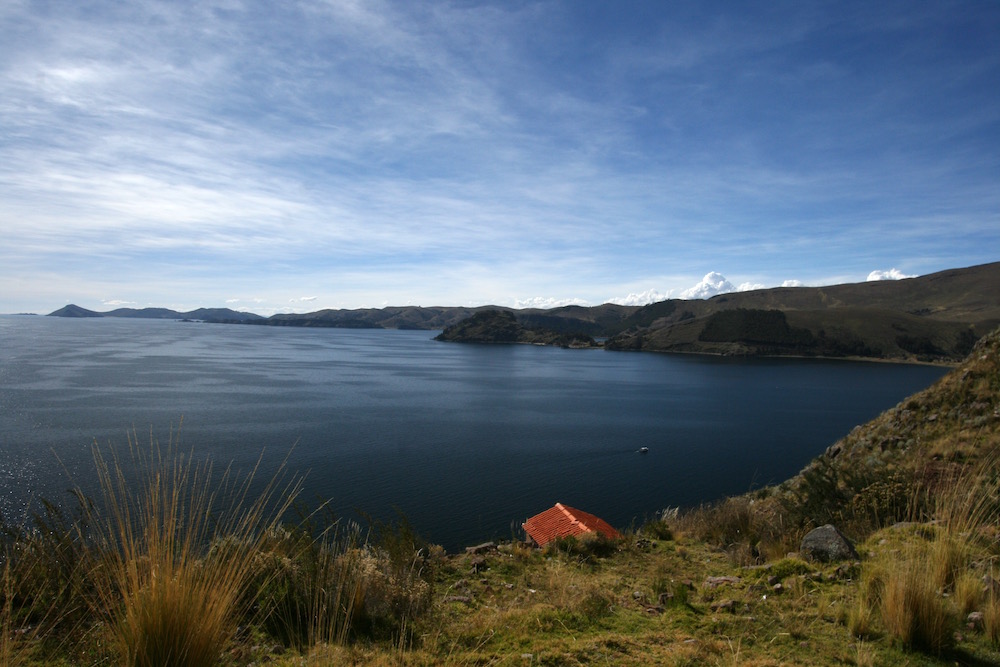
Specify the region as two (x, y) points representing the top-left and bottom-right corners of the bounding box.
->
(800, 524), (859, 563)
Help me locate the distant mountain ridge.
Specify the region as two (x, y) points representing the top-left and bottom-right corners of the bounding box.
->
(47, 302), (640, 332)
(45, 261), (1000, 363)
(47, 305), (264, 322)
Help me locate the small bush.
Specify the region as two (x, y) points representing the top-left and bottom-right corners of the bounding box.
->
(673, 496), (791, 565)
(853, 456), (1000, 656)
(574, 587), (614, 620)
(545, 533), (619, 562)
(249, 524), (367, 649)
(642, 520), (673, 541)
(759, 557), (813, 583)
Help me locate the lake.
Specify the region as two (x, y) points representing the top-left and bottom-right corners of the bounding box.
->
(0, 315), (947, 551)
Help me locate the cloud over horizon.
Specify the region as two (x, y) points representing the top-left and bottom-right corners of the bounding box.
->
(608, 289), (672, 307)
(867, 268), (917, 282)
(677, 273), (772, 300)
(514, 296), (591, 310)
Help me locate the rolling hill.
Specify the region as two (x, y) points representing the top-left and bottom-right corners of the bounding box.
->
(603, 261), (1000, 362)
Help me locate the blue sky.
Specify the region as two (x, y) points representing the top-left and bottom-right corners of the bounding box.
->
(1, 1), (998, 315)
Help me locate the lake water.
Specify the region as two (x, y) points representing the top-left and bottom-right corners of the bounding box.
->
(0, 315), (947, 551)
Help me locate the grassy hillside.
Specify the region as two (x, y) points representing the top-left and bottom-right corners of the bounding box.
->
(770, 323), (1000, 531)
(606, 262), (1000, 362)
(3, 330), (998, 665)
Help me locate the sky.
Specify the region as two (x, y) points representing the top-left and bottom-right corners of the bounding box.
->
(1, 1), (998, 315)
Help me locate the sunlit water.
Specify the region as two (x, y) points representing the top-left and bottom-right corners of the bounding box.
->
(0, 316), (947, 550)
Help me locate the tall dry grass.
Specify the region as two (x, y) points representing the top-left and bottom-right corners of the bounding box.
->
(872, 552), (953, 653)
(855, 451), (1000, 654)
(82, 431), (302, 666)
(668, 495), (797, 565)
(1, 562), (14, 666)
(985, 585), (1000, 647)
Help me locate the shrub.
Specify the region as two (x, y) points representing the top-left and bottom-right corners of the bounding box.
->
(642, 520), (674, 541)
(544, 532), (619, 562)
(672, 496), (789, 565)
(248, 524), (367, 649)
(953, 570), (983, 616)
(574, 586), (614, 620)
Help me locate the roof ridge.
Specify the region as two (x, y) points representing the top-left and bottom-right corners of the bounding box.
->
(556, 503), (580, 526)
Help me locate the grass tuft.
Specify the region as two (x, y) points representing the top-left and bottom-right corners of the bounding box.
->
(84, 430), (302, 666)
(986, 584), (1000, 648)
(876, 554), (953, 653)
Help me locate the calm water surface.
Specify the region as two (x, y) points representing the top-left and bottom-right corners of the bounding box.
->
(0, 316), (947, 550)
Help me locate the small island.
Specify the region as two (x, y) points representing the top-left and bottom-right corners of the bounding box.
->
(434, 309), (599, 348)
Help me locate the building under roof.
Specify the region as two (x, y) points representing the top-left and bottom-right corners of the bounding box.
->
(522, 502), (620, 548)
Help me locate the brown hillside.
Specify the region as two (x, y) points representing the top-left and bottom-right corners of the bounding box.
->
(606, 261), (1000, 362)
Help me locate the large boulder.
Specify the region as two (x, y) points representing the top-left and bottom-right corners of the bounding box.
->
(800, 524), (859, 563)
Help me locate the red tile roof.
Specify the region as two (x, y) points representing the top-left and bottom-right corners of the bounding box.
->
(522, 503), (620, 548)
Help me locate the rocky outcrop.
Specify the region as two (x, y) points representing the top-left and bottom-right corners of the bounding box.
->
(800, 524), (859, 563)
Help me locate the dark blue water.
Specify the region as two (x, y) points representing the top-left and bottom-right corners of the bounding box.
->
(0, 316), (947, 551)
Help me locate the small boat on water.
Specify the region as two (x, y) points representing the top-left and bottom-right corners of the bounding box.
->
(638, 447), (649, 454)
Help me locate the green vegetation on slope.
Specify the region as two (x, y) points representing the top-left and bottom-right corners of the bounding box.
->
(698, 308), (815, 347)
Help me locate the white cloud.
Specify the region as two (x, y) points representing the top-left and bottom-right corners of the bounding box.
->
(513, 296), (590, 309)
(102, 299), (134, 306)
(781, 279), (803, 287)
(225, 298), (240, 303)
(736, 281), (766, 292)
(866, 268), (915, 281)
(680, 272), (735, 299)
(290, 296), (318, 302)
(607, 289), (672, 306)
